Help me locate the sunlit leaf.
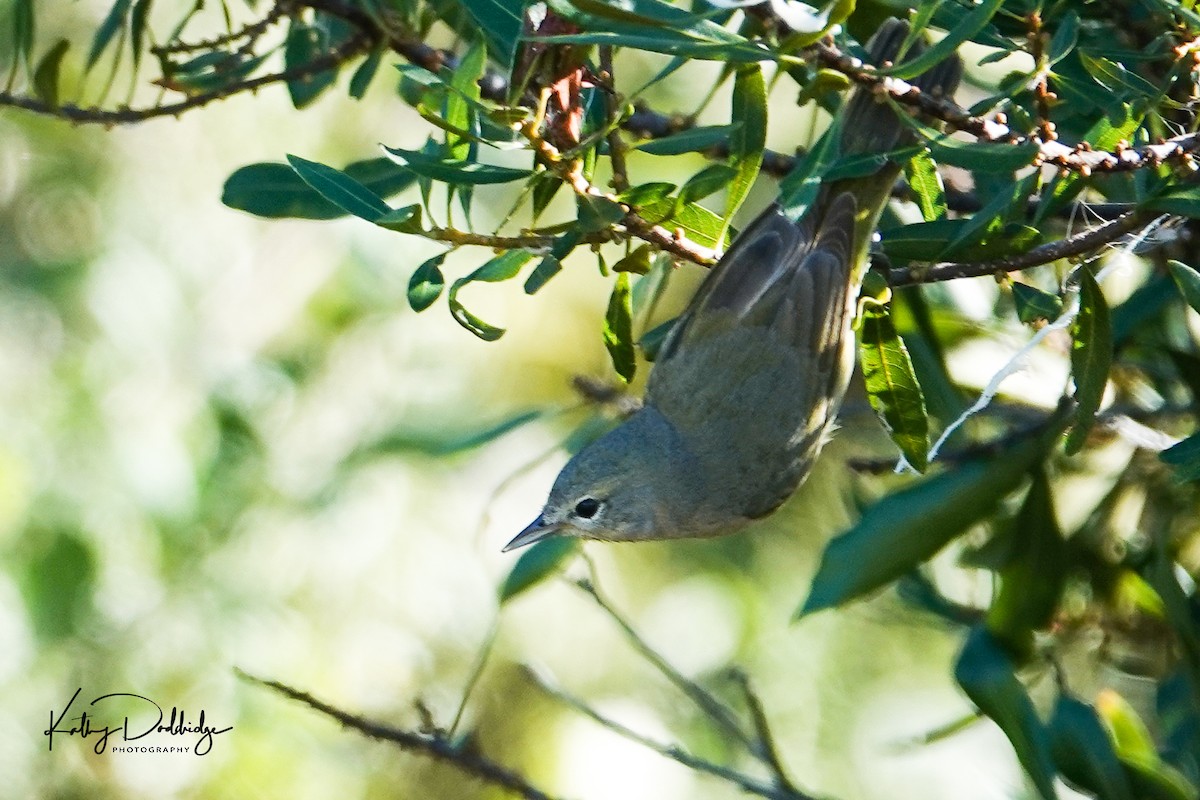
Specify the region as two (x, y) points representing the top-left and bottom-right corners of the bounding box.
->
(954, 626), (1058, 800)
(1065, 268), (1112, 455)
(879, 0), (1004, 79)
(905, 150), (947, 222)
(603, 272), (635, 383)
(677, 164), (738, 206)
(858, 302), (929, 471)
(32, 39), (69, 107)
(722, 64), (765, 243)
(637, 198), (729, 249)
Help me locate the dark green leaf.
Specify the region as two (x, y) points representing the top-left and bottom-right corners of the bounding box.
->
(529, 30), (770, 62)
(86, 0), (132, 70)
(632, 124), (739, 156)
(1168, 260), (1200, 314)
(222, 158), (417, 220)
(613, 244), (653, 275)
(353, 409), (544, 460)
(13, 0), (34, 70)
(954, 626), (1058, 800)
(603, 272), (636, 383)
(929, 137), (1039, 174)
(32, 39), (69, 107)
(449, 251), (534, 340)
(879, 0), (1004, 80)
(1012, 282), (1064, 324)
(1065, 268), (1112, 455)
(1050, 696), (1135, 800)
(1146, 185), (1200, 218)
(639, 316), (675, 361)
(384, 146), (534, 185)
(1079, 51), (1159, 99)
(20, 531), (96, 641)
(556, 0), (747, 44)
(375, 204), (422, 232)
(284, 20), (337, 109)
(499, 537), (579, 603)
(904, 150), (946, 222)
(800, 413), (1067, 616)
(349, 46), (384, 99)
(778, 115), (843, 217)
(1161, 434), (1200, 483)
(723, 63), (766, 241)
(286, 155), (393, 222)
(1047, 11), (1080, 66)
(531, 173), (564, 220)
(524, 255), (563, 295)
(858, 303), (929, 471)
(577, 194), (626, 232)
(677, 164), (738, 206)
(984, 468), (1067, 659)
(130, 0), (151, 69)
(619, 182), (676, 206)
(1112, 274), (1175, 345)
(462, 0), (526, 72)
(408, 254), (447, 312)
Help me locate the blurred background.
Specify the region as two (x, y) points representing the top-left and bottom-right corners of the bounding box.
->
(0, 9), (1085, 799)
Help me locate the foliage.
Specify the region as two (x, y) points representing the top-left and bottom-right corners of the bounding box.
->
(4, 0), (1200, 798)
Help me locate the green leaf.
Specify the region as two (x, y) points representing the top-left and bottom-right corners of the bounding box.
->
(32, 39), (69, 107)
(284, 20), (337, 109)
(613, 244), (653, 274)
(1012, 282), (1064, 324)
(130, 0), (151, 69)
(222, 158), (417, 220)
(499, 537), (578, 603)
(984, 468), (1067, 659)
(722, 64), (766, 243)
(858, 302), (929, 471)
(1147, 185), (1200, 218)
(352, 409), (544, 461)
(632, 124), (740, 156)
(637, 198), (729, 249)
(462, 0), (526, 72)
(619, 182), (676, 206)
(349, 46), (384, 99)
(86, 0), (132, 70)
(557, 0), (748, 44)
(577, 194), (626, 232)
(1050, 696), (1135, 800)
(286, 155), (393, 222)
(13, 0), (34, 71)
(879, 0), (1004, 80)
(639, 316), (675, 362)
(954, 627), (1059, 800)
(1065, 268), (1112, 455)
(384, 146), (534, 185)
(904, 150), (946, 222)
(375, 204), (422, 232)
(929, 137), (1039, 174)
(20, 530), (96, 641)
(1047, 11), (1080, 66)
(446, 39), (486, 161)
(408, 254), (447, 312)
(1079, 51), (1159, 100)
(448, 250), (534, 340)
(603, 272), (636, 383)
(778, 114), (843, 218)
(1161, 434), (1200, 483)
(801, 413), (1066, 616)
(677, 164), (738, 206)
(524, 255), (563, 295)
(1168, 260), (1200, 314)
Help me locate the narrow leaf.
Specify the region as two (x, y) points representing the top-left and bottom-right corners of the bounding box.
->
(284, 20), (337, 109)
(448, 251), (534, 340)
(603, 272), (636, 383)
(286, 155), (393, 221)
(904, 150), (947, 222)
(462, 0), (526, 72)
(1066, 268), (1112, 455)
(499, 538), (579, 602)
(632, 124), (740, 156)
(222, 158), (416, 220)
(1050, 696), (1135, 800)
(955, 626), (1059, 800)
(86, 0), (132, 70)
(524, 255), (563, 295)
(1168, 260), (1200, 314)
(859, 303), (930, 471)
(1160, 434), (1200, 483)
(384, 146), (533, 185)
(1012, 282), (1064, 324)
(33, 39), (70, 107)
(349, 46), (384, 99)
(879, 0), (1005, 80)
(722, 63), (766, 243)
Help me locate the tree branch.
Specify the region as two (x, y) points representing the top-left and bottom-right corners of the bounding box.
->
(238, 670), (566, 800)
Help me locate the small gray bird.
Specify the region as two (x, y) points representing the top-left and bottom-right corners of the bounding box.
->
(505, 20), (962, 550)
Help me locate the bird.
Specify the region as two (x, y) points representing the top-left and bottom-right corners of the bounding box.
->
(504, 19), (963, 551)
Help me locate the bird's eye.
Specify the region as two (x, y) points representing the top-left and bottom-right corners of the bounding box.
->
(573, 498), (602, 519)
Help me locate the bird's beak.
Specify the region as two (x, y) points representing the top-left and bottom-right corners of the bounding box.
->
(503, 515), (561, 552)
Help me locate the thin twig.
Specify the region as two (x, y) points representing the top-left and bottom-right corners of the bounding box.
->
(598, 47), (630, 194)
(727, 669), (805, 798)
(237, 670), (566, 800)
(523, 665), (811, 800)
(573, 564), (755, 754)
(888, 209), (1160, 286)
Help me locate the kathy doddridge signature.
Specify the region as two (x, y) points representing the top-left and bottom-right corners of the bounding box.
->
(45, 688), (233, 755)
